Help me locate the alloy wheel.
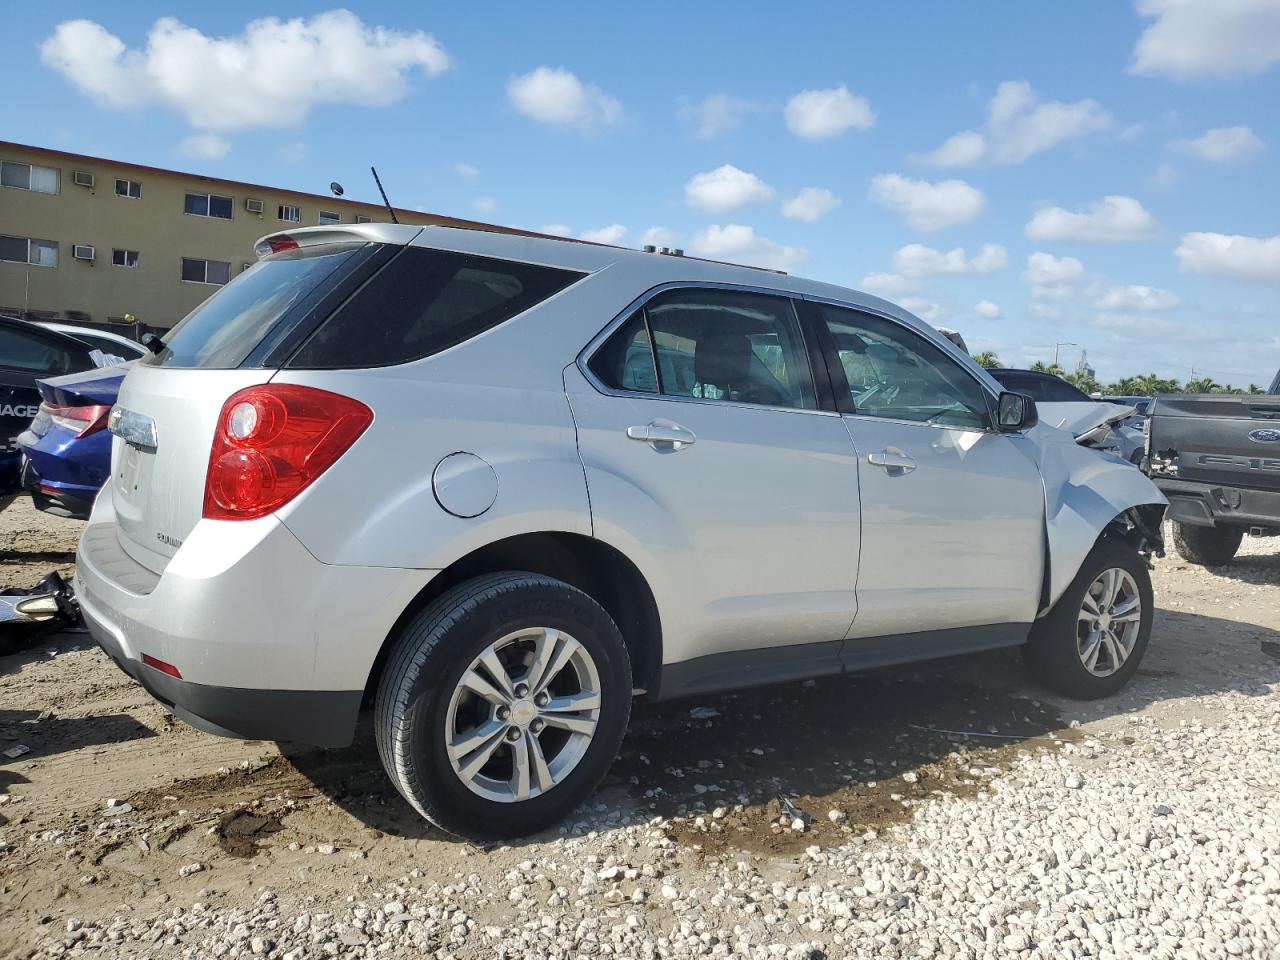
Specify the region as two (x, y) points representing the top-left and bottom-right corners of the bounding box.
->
(444, 627), (601, 802)
(1077, 567), (1142, 678)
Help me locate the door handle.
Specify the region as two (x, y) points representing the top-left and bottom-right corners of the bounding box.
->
(626, 422), (697, 449)
(867, 449), (916, 474)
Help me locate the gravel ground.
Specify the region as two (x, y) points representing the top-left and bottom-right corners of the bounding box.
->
(1, 494), (1279, 959)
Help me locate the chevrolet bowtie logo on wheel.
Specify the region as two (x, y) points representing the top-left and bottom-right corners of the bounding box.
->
(1249, 428), (1280, 443)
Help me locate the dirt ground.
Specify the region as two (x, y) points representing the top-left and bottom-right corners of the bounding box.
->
(1, 494), (1278, 958)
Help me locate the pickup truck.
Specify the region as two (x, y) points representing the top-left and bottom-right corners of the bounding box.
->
(1145, 371), (1280, 565)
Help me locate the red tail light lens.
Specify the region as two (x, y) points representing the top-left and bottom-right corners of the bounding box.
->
(48, 402), (112, 438)
(203, 384), (372, 521)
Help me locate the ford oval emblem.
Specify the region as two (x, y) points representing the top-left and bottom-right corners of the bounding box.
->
(1249, 428), (1280, 443)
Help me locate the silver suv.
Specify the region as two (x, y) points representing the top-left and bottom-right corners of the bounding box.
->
(76, 224), (1167, 838)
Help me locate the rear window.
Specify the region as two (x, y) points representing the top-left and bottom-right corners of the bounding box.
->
(148, 246), (359, 369)
(286, 247), (583, 369)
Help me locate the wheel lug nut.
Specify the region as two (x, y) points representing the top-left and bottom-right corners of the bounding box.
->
(514, 684), (529, 698)
(497, 707), (510, 720)
(531, 719), (545, 733)
(506, 727), (521, 742)
(534, 692), (549, 707)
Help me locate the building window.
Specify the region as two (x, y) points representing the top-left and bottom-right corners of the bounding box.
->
(1, 160), (59, 194)
(112, 249), (140, 268)
(318, 210), (340, 225)
(181, 257), (231, 285)
(355, 215), (374, 224)
(184, 192), (233, 220)
(278, 204), (301, 223)
(0, 235), (58, 267)
(115, 179), (142, 199)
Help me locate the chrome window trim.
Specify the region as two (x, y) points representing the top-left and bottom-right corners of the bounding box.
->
(576, 280), (839, 418)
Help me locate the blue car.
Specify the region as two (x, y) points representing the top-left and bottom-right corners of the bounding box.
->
(17, 365), (127, 519)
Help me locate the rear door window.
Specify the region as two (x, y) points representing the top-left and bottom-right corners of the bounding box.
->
(287, 247), (584, 369)
(148, 246), (361, 368)
(0, 325), (87, 375)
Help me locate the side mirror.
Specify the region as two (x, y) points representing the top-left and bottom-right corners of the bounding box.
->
(997, 391), (1038, 432)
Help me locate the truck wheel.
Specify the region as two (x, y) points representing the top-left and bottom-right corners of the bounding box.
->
(374, 572), (631, 840)
(1025, 539), (1153, 700)
(1171, 522), (1242, 566)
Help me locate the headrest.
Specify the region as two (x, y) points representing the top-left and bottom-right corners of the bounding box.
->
(694, 331), (753, 388)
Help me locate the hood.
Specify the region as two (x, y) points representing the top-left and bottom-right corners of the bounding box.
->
(1034, 401), (1136, 442)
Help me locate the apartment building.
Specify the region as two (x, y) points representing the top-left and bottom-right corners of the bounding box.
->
(0, 140), (521, 329)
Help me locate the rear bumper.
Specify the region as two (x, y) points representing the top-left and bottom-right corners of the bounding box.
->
(74, 482), (434, 747)
(1154, 477), (1280, 531)
(20, 456), (96, 520)
(86, 608), (362, 746)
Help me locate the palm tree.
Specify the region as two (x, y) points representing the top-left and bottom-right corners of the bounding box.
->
(970, 351), (1003, 369)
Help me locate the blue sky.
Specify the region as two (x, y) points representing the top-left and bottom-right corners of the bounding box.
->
(4, 1), (1279, 385)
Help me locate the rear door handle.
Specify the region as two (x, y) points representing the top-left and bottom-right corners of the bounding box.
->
(626, 422), (697, 450)
(867, 449), (916, 474)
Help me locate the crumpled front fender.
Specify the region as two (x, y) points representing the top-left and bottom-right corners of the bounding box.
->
(1028, 424), (1168, 611)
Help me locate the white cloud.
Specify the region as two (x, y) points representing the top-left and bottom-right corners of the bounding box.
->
(639, 226), (677, 248)
(917, 80), (1110, 167)
(867, 174), (986, 232)
(1024, 252), (1085, 300)
(974, 299), (1002, 320)
(781, 187), (841, 223)
(179, 133), (229, 159)
(1130, 0), (1280, 78)
(684, 164), (774, 213)
(1148, 162), (1182, 190)
(689, 224), (806, 272)
(900, 297), (947, 323)
(275, 141), (307, 164)
(471, 196), (496, 214)
(1171, 126), (1264, 164)
(1025, 195), (1158, 243)
(454, 162), (479, 179)
(1175, 232), (1280, 284)
(679, 93), (756, 139)
(538, 223), (573, 237)
(1090, 313), (1216, 344)
(859, 272), (914, 297)
(41, 12), (448, 131)
(892, 243), (1007, 278)
(784, 85), (875, 140)
(579, 224), (627, 245)
(1090, 283), (1180, 311)
(507, 66), (621, 132)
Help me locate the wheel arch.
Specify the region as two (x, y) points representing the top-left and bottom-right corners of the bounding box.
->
(362, 532), (663, 703)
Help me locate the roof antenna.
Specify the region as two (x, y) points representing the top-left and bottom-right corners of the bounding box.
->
(370, 166), (399, 224)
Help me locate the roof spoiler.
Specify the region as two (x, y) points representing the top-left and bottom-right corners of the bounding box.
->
(253, 223), (422, 259)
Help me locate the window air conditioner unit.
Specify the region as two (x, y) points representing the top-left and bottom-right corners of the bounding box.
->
(245, 198), (264, 214)
(72, 170), (95, 188)
(72, 244), (96, 261)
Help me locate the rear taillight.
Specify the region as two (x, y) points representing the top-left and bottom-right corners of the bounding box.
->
(203, 384), (372, 521)
(47, 402), (112, 438)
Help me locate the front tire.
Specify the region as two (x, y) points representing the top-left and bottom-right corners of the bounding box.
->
(1025, 539), (1153, 699)
(1171, 521), (1242, 566)
(374, 572), (631, 840)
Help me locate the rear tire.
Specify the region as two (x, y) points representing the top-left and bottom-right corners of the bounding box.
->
(1171, 521), (1242, 566)
(374, 572), (631, 840)
(1025, 539), (1153, 700)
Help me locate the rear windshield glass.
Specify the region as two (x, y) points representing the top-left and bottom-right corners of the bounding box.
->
(286, 247), (584, 369)
(992, 372), (1088, 403)
(147, 246), (359, 369)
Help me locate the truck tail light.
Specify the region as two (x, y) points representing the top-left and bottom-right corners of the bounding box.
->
(203, 384), (372, 521)
(48, 402), (112, 438)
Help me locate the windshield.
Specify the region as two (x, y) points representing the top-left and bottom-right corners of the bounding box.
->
(147, 246), (360, 369)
